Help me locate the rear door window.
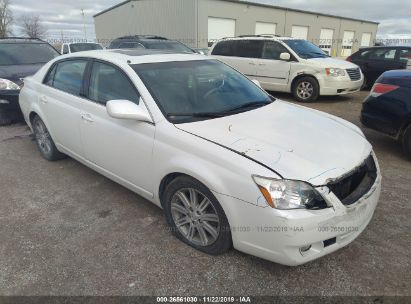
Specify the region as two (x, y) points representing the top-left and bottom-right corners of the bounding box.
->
(398, 49), (411, 62)
(88, 61), (140, 105)
(51, 60), (88, 96)
(235, 40), (263, 58)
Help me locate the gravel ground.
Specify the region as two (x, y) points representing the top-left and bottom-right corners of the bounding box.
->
(0, 90), (410, 296)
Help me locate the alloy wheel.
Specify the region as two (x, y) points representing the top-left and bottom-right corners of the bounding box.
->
(297, 81), (314, 100)
(33, 119), (52, 155)
(171, 188), (220, 247)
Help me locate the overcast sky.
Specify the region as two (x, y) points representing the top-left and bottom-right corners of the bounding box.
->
(9, 0), (411, 40)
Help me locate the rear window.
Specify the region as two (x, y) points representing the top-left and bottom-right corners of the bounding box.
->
(211, 40), (235, 56)
(141, 40), (194, 53)
(369, 48), (397, 61)
(70, 43), (103, 52)
(0, 43), (59, 65)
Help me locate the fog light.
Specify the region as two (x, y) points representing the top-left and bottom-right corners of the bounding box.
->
(300, 245), (312, 253)
(0, 99), (10, 104)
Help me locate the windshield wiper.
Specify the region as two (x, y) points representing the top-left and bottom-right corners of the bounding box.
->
(223, 100), (273, 113)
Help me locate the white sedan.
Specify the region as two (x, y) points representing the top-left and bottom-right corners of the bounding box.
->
(19, 50), (381, 266)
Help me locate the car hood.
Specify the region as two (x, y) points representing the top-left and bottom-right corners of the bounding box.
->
(176, 101), (372, 186)
(0, 63), (45, 86)
(306, 57), (359, 69)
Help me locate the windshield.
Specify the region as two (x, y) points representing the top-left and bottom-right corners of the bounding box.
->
(283, 39), (328, 59)
(141, 40), (195, 53)
(70, 43), (103, 52)
(0, 43), (59, 65)
(133, 60), (272, 123)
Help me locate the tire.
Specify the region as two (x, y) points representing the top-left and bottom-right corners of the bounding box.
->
(32, 115), (66, 161)
(163, 176), (232, 255)
(0, 111), (12, 126)
(292, 76), (320, 102)
(361, 76), (368, 90)
(401, 124), (411, 159)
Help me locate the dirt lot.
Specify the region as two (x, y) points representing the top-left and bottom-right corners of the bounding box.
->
(0, 90), (410, 296)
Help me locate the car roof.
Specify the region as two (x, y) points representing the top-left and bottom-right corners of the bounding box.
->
(58, 49), (207, 65)
(359, 46), (411, 50)
(217, 35), (294, 41)
(0, 37), (48, 44)
(382, 69), (411, 78)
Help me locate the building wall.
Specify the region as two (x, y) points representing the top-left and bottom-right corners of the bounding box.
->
(94, 0), (197, 47)
(197, 0), (378, 55)
(94, 0), (378, 55)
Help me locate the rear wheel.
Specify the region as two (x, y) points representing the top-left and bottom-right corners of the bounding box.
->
(292, 76), (319, 102)
(163, 176), (232, 255)
(402, 124), (411, 159)
(32, 115), (66, 161)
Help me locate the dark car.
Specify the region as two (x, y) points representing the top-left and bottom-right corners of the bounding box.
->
(107, 35), (196, 53)
(361, 69), (411, 158)
(348, 46), (411, 87)
(0, 38), (60, 125)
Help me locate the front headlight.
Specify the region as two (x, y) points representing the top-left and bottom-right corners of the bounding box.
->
(253, 176), (326, 210)
(325, 68), (346, 77)
(0, 79), (20, 90)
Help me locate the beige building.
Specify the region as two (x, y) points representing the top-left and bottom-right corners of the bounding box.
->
(94, 0), (379, 57)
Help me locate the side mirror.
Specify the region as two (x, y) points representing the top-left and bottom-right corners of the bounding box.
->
(106, 100), (152, 122)
(251, 79), (262, 88)
(280, 52), (291, 61)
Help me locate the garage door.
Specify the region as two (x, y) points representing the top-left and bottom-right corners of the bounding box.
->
(361, 33), (372, 47)
(291, 26), (309, 40)
(319, 29), (334, 55)
(342, 31), (355, 57)
(255, 22), (276, 35)
(208, 17), (236, 46)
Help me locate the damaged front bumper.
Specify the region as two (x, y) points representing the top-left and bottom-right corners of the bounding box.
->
(214, 156), (382, 266)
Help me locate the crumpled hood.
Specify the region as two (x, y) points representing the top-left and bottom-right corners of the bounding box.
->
(306, 57), (359, 69)
(176, 101), (372, 186)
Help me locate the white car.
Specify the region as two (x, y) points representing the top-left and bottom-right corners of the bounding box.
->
(210, 36), (364, 102)
(61, 42), (103, 54)
(19, 50), (381, 266)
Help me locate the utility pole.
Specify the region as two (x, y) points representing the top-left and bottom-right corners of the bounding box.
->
(81, 9), (87, 41)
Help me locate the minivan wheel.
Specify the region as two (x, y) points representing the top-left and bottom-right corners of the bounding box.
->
(163, 176), (232, 255)
(402, 124), (411, 159)
(32, 115), (66, 161)
(293, 76), (319, 102)
(0, 111), (12, 126)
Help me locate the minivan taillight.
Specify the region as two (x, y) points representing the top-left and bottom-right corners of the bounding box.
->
(346, 56), (352, 62)
(370, 83), (399, 97)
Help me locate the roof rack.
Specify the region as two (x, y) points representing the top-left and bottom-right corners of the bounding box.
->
(116, 35), (168, 40)
(237, 34), (282, 38)
(0, 37), (45, 41)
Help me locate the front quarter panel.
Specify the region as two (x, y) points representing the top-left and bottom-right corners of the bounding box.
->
(152, 120), (279, 208)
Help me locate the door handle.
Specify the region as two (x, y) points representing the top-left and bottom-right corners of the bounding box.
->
(249, 62), (256, 65)
(81, 113), (94, 123)
(40, 96), (48, 104)
(258, 63), (266, 66)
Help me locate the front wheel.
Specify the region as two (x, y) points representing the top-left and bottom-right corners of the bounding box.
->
(163, 176), (232, 255)
(32, 115), (66, 161)
(0, 111), (12, 126)
(292, 76), (319, 102)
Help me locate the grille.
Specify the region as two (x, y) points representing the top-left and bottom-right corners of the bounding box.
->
(346, 68), (361, 81)
(328, 155), (377, 205)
